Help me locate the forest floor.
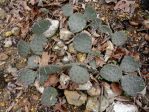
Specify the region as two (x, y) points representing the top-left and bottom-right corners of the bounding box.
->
(0, 0), (149, 112)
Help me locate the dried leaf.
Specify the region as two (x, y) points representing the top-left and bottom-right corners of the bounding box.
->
(44, 74), (59, 87)
(39, 52), (50, 67)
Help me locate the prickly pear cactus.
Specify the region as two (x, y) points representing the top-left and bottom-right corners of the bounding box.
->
(62, 4), (73, 17)
(68, 13), (86, 33)
(121, 75), (145, 96)
(100, 64), (122, 82)
(69, 65), (90, 84)
(41, 87), (58, 106)
(38, 64), (62, 85)
(18, 68), (37, 86)
(73, 33), (92, 53)
(120, 56), (140, 72)
(17, 40), (30, 57)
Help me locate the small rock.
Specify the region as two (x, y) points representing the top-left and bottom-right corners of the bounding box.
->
(105, 0), (117, 3)
(64, 90), (87, 106)
(57, 41), (65, 48)
(0, 0), (7, 5)
(43, 19), (59, 38)
(143, 20), (149, 29)
(4, 31), (13, 37)
(85, 97), (100, 112)
(62, 56), (70, 64)
(59, 74), (70, 86)
(77, 81), (92, 90)
(77, 53), (86, 63)
(103, 82), (117, 99)
(0, 36), (3, 40)
(109, 101), (138, 112)
(0, 53), (8, 61)
(87, 86), (101, 96)
(100, 96), (110, 112)
(60, 29), (73, 41)
(0, 8), (6, 19)
(68, 43), (76, 54)
(11, 27), (20, 36)
(145, 34), (149, 41)
(52, 45), (61, 51)
(4, 38), (12, 47)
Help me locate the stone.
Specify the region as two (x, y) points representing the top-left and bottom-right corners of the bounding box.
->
(59, 74), (70, 86)
(43, 19), (59, 38)
(87, 86), (101, 96)
(77, 81), (92, 90)
(60, 29), (73, 41)
(62, 56), (70, 64)
(85, 97), (99, 112)
(109, 101), (138, 112)
(0, 8), (6, 19)
(68, 43), (76, 54)
(77, 53), (86, 63)
(64, 90), (87, 106)
(99, 96), (110, 112)
(0, 53), (8, 61)
(0, 0), (7, 5)
(4, 38), (12, 47)
(103, 82), (117, 99)
(11, 27), (20, 36)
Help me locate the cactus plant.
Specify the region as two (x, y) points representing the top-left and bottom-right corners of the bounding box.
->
(69, 65), (90, 84)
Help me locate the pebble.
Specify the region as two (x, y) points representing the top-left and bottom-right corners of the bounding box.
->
(43, 19), (59, 38)
(59, 74), (70, 86)
(103, 82), (117, 99)
(60, 29), (73, 41)
(62, 56), (70, 64)
(99, 96), (110, 112)
(87, 86), (101, 96)
(68, 43), (76, 54)
(0, 8), (6, 19)
(110, 101), (138, 112)
(0, 53), (8, 61)
(85, 97), (99, 112)
(64, 90), (87, 106)
(0, 0), (7, 5)
(4, 38), (12, 47)
(77, 53), (86, 63)
(77, 81), (92, 90)
(11, 27), (20, 36)
(4, 31), (13, 37)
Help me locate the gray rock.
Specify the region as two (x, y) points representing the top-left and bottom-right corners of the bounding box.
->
(100, 96), (110, 112)
(77, 81), (92, 90)
(43, 19), (59, 38)
(107, 101), (138, 112)
(64, 90), (87, 106)
(85, 97), (100, 112)
(60, 29), (73, 41)
(0, 8), (6, 19)
(87, 86), (101, 96)
(11, 27), (20, 36)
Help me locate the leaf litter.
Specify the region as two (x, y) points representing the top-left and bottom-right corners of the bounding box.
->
(0, 0), (149, 112)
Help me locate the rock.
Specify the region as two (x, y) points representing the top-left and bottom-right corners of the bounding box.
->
(68, 43), (76, 54)
(60, 29), (73, 41)
(99, 96), (110, 112)
(59, 74), (70, 86)
(105, 0), (117, 3)
(0, 0), (7, 5)
(0, 36), (3, 40)
(109, 101), (138, 112)
(64, 90), (87, 106)
(87, 86), (101, 96)
(11, 27), (20, 36)
(57, 41), (65, 48)
(0, 53), (8, 61)
(85, 97), (99, 112)
(77, 53), (86, 63)
(4, 38), (12, 47)
(43, 19), (59, 38)
(77, 81), (92, 90)
(62, 56), (70, 64)
(4, 31), (13, 37)
(0, 8), (6, 19)
(103, 82), (117, 99)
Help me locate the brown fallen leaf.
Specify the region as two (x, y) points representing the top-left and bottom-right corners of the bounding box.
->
(39, 52), (50, 67)
(114, 0), (135, 13)
(44, 74), (59, 87)
(111, 82), (123, 96)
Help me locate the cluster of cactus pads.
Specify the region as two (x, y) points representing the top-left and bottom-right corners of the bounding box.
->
(17, 3), (145, 106)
